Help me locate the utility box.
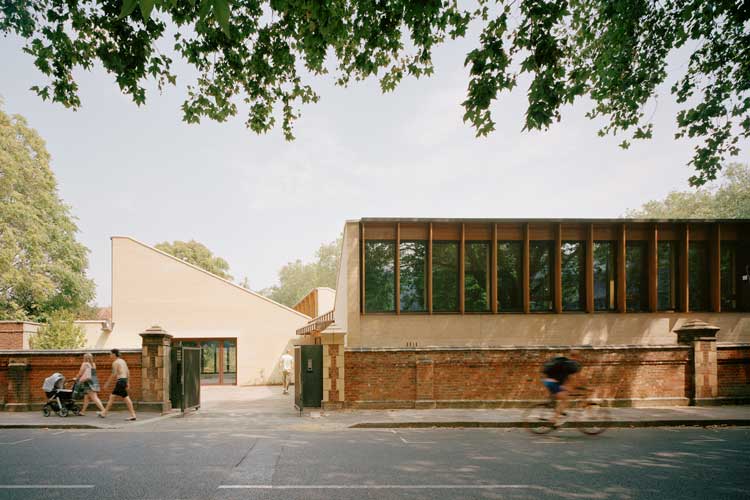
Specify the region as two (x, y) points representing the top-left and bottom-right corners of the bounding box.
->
(294, 345), (323, 409)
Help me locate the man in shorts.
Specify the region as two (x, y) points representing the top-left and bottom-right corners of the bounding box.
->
(279, 349), (294, 395)
(542, 354), (581, 426)
(99, 348), (137, 421)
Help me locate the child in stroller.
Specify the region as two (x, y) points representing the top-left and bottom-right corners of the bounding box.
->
(42, 372), (81, 417)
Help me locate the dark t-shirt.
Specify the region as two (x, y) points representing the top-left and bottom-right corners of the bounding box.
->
(544, 357), (580, 384)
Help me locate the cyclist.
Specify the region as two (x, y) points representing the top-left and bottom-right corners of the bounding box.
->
(542, 354), (581, 426)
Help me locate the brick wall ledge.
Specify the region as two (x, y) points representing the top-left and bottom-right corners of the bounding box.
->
(717, 343), (750, 348)
(0, 348), (141, 355)
(346, 345), (691, 353)
(346, 397), (694, 409)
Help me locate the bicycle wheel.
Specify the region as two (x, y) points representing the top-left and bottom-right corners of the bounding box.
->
(578, 402), (610, 435)
(523, 403), (556, 434)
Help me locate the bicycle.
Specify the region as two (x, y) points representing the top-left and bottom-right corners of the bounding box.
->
(523, 385), (611, 435)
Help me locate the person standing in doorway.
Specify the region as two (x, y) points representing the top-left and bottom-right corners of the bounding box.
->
(279, 349), (294, 395)
(99, 348), (137, 421)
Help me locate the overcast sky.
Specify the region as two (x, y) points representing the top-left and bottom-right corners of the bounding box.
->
(2, 22), (738, 306)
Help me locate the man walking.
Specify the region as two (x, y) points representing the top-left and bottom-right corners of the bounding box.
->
(98, 348), (137, 421)
(279, 349), (294, 395)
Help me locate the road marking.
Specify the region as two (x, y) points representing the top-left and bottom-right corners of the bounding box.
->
(0, 485), (94, 489)
(390, 429), (435, 444)
(219, 484), (544, 490)
(0, 439), (32, 445)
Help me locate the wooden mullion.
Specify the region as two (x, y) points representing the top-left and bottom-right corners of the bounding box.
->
(554, 223), (562, 313)
(428, 223), (433, 314)
(680, 223), (690, 312)
(459, 223), (465, 314)
(617, 223), (627, 313)
(711, 224), (721, 312)
(586, 223), (594, 313)
(491, 224), (498, 314)
(395, 222), (400, 315)
(648, 223), (658, 312)
(523, 223), (530, 314)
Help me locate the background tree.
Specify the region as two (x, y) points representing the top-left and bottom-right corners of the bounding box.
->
(2, 0), (747, 185)
(262, 237), (341, 307)
(155, 240), (233, 280)
(29, 310), (86, 349)
(0, 105), (95, 322)
(627, 163), (750, 218)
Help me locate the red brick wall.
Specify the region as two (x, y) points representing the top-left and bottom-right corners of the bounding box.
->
(0, 323), (25, 350)
(718, 345), (750, 399)
(345, 346), (692, 408)
(0, 350), (142, 406)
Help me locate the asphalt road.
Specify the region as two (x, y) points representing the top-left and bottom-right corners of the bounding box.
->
(0, 426), (748, 500)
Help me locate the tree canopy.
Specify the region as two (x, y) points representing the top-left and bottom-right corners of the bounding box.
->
(262, 237), (341, 307)
(0, 105), (95, 322)
(2, 0), (747, 185)
(155, 240), (233, 279)
(627, 162), (750, 218)
(29, 310), (86, 349)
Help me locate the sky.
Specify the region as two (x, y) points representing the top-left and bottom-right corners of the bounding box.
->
(1, 18), (740, 306)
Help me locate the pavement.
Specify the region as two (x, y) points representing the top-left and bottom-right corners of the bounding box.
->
(2, 385), (748, 430)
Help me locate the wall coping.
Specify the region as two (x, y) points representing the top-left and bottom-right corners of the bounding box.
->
(346, 344), (692, 353)
(717, 343), (750, 349)
(0, 348), (141, 355)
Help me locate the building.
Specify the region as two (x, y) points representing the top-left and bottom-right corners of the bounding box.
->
(298, 218), (750, 409)
(83, 236), (309, 386)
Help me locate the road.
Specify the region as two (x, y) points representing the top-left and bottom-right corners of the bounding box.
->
(0, 425), (748, 499)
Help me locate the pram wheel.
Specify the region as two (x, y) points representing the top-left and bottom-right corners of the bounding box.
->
(58, 407), (69, 417)
(72, 406), (81, 416)
(42, 405), (52, 417)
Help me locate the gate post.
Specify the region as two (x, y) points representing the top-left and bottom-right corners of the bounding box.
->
(4, 360), (31, 412)
(322, 333), (345, 410)
(675, 319), (720, 406)
(140, 325), (173, 413)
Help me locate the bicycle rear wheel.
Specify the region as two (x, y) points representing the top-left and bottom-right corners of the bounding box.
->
(523, 403), (556, 434)
(578, 403), (610, 435)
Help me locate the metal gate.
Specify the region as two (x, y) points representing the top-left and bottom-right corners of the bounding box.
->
(294, 345), (323, 411)
(170, 345), (201, 412)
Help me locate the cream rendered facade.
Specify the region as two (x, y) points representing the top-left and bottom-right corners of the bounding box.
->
(101, 236), (309, 385)
(335, 220), (750, 348)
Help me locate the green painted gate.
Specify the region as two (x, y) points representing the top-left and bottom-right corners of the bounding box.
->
(294, 345), (323, 410)
(170, 345), (201, 412)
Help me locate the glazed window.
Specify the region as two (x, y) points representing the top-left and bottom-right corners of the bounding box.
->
(498, 241), (523, 311)
(465, 241), (491, 312)
(721, 242), (737, 311)
(657, 241), (679, 311)
(593, 241), (617, 311)
(432, 241), (459, 312)
(626, 241), (648, 312)
(529, 241), (553, 312)
(399, 240), (427, 312)
(364, 240), (396, 312)
(689, 241), (709, 311)
(561, 241), (585, 311)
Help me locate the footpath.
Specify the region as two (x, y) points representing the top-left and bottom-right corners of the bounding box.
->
(1, 386), (749, 430)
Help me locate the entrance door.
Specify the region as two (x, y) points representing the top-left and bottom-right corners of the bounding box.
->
(173, 339), (237, 385)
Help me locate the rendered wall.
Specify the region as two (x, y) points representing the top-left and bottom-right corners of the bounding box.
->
(354, 313), (750, 348)
(110, 237), (309, 385)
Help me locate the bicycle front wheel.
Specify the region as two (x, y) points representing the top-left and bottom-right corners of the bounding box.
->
(523, 403), (556, 434)
(578, 403), (610, 435)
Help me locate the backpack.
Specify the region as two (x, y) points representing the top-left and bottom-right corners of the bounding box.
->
(543, 357), (580, 376)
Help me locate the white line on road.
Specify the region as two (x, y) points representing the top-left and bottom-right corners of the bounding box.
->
(219, 484), (544, 490)
(0, 485), (94, 489)
(0, 439), (32, 445)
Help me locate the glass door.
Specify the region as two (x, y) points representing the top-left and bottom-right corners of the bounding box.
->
(173, 339), (237, 385)
(223, 340), (237, 385)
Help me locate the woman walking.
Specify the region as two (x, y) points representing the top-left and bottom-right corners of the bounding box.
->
(74, 353), (105, 416)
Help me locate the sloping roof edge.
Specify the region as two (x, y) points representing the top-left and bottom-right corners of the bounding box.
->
(111, 236), (311, 320)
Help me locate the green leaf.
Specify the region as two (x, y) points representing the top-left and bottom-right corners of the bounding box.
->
(213, 0), (230, 36)
(140, 0), (155, 20)
(118, 0), (139, 19)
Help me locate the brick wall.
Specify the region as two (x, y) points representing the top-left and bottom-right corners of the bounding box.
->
(718, 345), (750, 401)
(345, 346), (694, 408)
(0, 350), (142, 408)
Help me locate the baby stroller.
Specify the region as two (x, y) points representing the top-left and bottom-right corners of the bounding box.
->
(42, 373), (80, 417)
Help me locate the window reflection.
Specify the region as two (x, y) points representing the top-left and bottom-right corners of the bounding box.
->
(365, 240), (396, 312)
(657, 241), (679, 311)
(465, 241), (490, 312)
(530, 241), (553, 312)
(561, 241), (585, 311)
(626, 241), (648, 312)
(593, 241), (617, 311)
(400, 241), (427, 312)
(433, 241), (459, 312)
(498, 241), (523, 311)
(689, 241), (709, 311)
